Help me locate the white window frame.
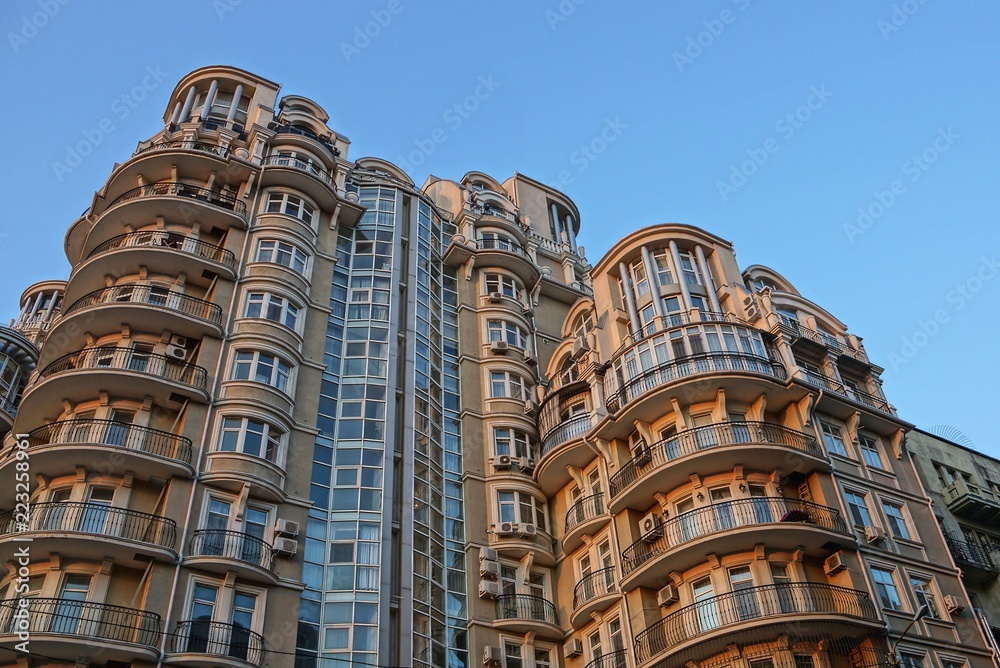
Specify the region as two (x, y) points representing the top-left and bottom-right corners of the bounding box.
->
(870, 565), (903, 611)
(243, 291), (300, 331)
(485, 273), (522, 300)
(882, 499), (912, 540)
(493, 426), (532, 458)
(496, 489), (547, 530)
(490, 370), (529, 401)
(820, 421), (849, 457)
(487, 319), (527, 349)
(858, 433), (885, 470)
(216, 415), (284, 463)
(231, 350), (293, 393)
(265, 191), (316, 226)
(254, 238), (308, 275)
(844, 489), (873, 527)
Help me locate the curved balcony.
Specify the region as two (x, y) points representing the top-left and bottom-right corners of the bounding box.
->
(585, 650), (628, 668)
(0, 597), (161, 663)
(135, 139), (231, 160)
(606, 352), (786, 416)
(494, 594), (561, 636)
(799, 370), (896, 417)
(564, 492), (609, 553)
(0, 501), (177, 563)
(169, 619), (264, 667)
(187, 529), (276, 582)
(634, 584), (879, 666)
(109, 181), (246, 217)
(613, 311), (747, 357)
(608, 422), (827, 514)
(259, 153), (338, 208)
(537, 413), (594, 496)
(271, 122), (341, 159)
(202, 450), (287, 503)
(621, 499), (851, 590)
(475, 236), (540, 285)
(572, 566), (620, 629)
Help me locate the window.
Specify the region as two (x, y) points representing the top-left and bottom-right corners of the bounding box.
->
(490, 370), (529, 401)
(265, 192), (315, 225)
(679, 251), (703, 285)
(858, 433), (885, 470)
(629, 257), (650, 297)
(871, 566), (902, 610)
(898, 653), (925, 668)
(909, 575), (939, 619)
(487, 320), (527, 349)
(217, 416), (283, 462)
(882, 501), (911, 540)
(480, 232), (519, 253)
(504, 642), (523, 668)
(496, 490), (546, 530)
(244, 292), (299, 330)
(845, 490), (873, 526)
(184, 581), (259, 659)
(571, 311), (594, 339)
(485, 273), (521, 300)
(821, 422), (849, 457)
(493, 427), (531, 458)
(254, 239), (307, 274)
(231, 350), (292, 392)
(52, 575), (91, 634)
(651, 248), (674, 285)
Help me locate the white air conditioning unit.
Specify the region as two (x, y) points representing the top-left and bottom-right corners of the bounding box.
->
(484, 645), (502, 665)
(165, 344), (188, 360)
(571, 336), (588, 359)
(518, 524), (537, 538)
(490, 340), (509, 354)
(564, 638), (583, 658)
(657, 584), (679, 607)
(522, 350), (535, 365)
(273, 537), (298, 557)
(743, 295), (760, 322)
(478, 580), (501, 599)
(488, 291), (504, 303)
(275, 519), (299, 537)
(632, 441), (651, 465)
(170, 334), (188, 347)
(496, 522), (518, 536)
(479, 547), (499, 562)
(480, 560), (500, 578)
(519, 458), (536, 473)
(864, 525), (885, 543)
(524, 399), (536, 415)
(824, 551), (847, 575)
(641, 511), (663, 540)
(945, 594), (966, 614)
(494, 454), (512, 470)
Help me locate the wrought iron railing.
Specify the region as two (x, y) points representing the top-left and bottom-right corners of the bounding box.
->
(944, 534), (998, 571)
(615, 311), (745, 356)
(584, 649), (628, 668)
(170, 619), (264, 665)
(634, 583), (877, 663)
(799, 371), (893, 414)
(107, 182), (247, 219)
(541, 414), (593, 456)
(0, 501), (176, 549)
(621, 499), (846, 575)
(0, 394), (16, 417)
(778, 320), (869, 363)
(565, 493), (606, 534)
(573, 566), (618, 610)
(472, 203), (519, 223)
(0, 597), (161, 647)
(38, 346), (208, 390)
(609, 422), (820, 498)
(64, 285), (222, 324)
(270, 123), (341, 157)
(134, 139), (229, 159)
(25, 418), (192, 464)
(88, 230), (235, 269)
(189, 529), (274, 571)
(495, 594), (558, 626)
(478, 236), (529, 258)
(606, 353), (786, 413)
(261, 153), (335, 186)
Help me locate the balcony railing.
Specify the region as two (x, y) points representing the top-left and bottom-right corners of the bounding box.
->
(0, 501), (176, 549)
(573, 566), (618, 610)
(270, 123), (341, 157)
(88, 230), (236, 269)
(584, 650), (628, 668)
(472, 203), (519, 223)
(1, 394), (16, 417)
(0, 597), (161, 648)
(64, 284), (222, 325)
(615, 311), (746, 357)
(478, 236), (529, 258)
(566, 493), (607, 534)
(134, 139), (230, 159)
(26, 418), (193, 465)
(170, 619), (264, 665)
(39, 346), (208, 390)
(944, 534), (998, 572)
(541, 414), (593, 456)
(495, 594), (559, 626)
(780, 320), (869, 363)
(261, 153), (335, 186)
(609, 422), (820, 499)
(108, 182), (247, 219)
(606, 353), (786, 413)
(621, 499), (846, 576)
(799, 371), (893, 414)
(189, 529), (274, 571)
(634, 583), (878, 664)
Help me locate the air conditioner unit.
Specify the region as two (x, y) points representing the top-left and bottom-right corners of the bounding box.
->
(519, 458), (536, 473)
(170, 334), (188, 347)
(165, 344), (188, 360)
(490, 340), (509, 354)
(494, 454), (512, 470)
(478, 580), (501, 599)
(484, 645), (502, 665)
(488, 291), (504, 303)
(743, 295), (760, 322)
(480, 560), (500, 578)
(522, 350), (536, 365)
(275, 519), (300, 537)
(496, 522), (518, 536)
(945, 594), (966, 614)
(571, 336), (588, 359)
(564, 638), (583, 658)
(641, 511), (663, 540)
(479, 547), (499, 562)
(273, 537), (298, 557)
(657, 583), (679, 607)
(632, 441), (651, 465)
(518, 524), (537, 538)
(524, 399), (536, 415)
(824, 551), (847, 575)
(864, 525), (885, 544)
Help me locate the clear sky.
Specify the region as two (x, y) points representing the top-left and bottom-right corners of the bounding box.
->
(2, 1), (997, 455)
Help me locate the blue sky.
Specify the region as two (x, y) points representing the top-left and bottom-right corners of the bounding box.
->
(2, 1), (998, 455)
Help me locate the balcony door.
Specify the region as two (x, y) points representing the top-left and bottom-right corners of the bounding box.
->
(79, 487), (114, 535)
(228, 591), (257, 660)
(240, 507), (269, 567)
(186, 584), (218, 653)
(710, 487), (734, 531)
(104, 409), (135, 448)
(676, 496), (697, 543)
(41, 488), (71, 531)
(204, 499), (232, 556)
(771, 563), (796, 614)
(728, 566), (761, 621)
(692, 576), (719, 633)
(51, 575), (91, 635)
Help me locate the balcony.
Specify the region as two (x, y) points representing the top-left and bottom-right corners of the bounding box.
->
(608, 422), (826, 514)
(0, 501), (177, 563)
(799, 370), (895, 416)
(605, 352), (787, 415)
(270, 122), (341, 159)
(944, 534), (999, 583)
(585, 650), (628, 668)
(634, 584), (879, 666)
(777, 319), (871, 365)
(475, 236), (539, 285)
(541, 413), (593, 457)
(537, 413), (595, 496)
(473, 202), (520, 224)
(80, 230), (236, 283)
(944, 478), (1000, 522)
(564, 492), (609, 553)
(494, 594), (560, 635)
(0, 597), (161, 662)
(134, 139), (230, 159)
(572, 566), (619, 629)
(169, 619), (264, 667)
(613, 311), (747, 357)
(260, 153), (339, 207)
(621, 499), (850, 589)
(105, 182), (247, 227)
(187, 529), (276, 582)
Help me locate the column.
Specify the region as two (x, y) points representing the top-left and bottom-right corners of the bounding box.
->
(168, 102), (182, 125)
(618, 262), (641, 333)
(200, 80), (218, 121)
(226, 84), (244, 123)
(178, 85), (197, 123)
(668, 241), (693, 310)
(44, 290), (58, 318)
(564, 214), (577, 254)
(695, 245), (722, 313)
(640, 245), (664, 317)
(550, 204), (563, 245)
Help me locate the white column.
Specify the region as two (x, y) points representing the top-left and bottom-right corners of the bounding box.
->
(178, 85), (197, 123)
(640, 246), (663, 317)
(564, 214), (577, 254)
(200, 80), (218, 121)
(618, 262), (642, 333)
(669, 241), (693, 309)
(30, 291), (44, 318)
(169, 102), (182, 125)
(226, 84), (244, 123)
(695, 245), (722, 313)
(44, 291), (58, 317)
(550, 204), (563, 245)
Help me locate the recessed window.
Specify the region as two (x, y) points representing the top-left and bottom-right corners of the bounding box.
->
(629, 256), (650, 297)
(899, 653), (925, 668)
(485, 273), (521, 300)
(265, 192), (315, 225)
(489, 370), (529, 401)
(821, 422), (849, 457)
(496, 490), (546, 529)
(244, 291), (299, 330)
(679, 251), (703, 286)
(871, 566), (902, 610)
(651, 248), (674, 285)
(882, 501), (911, 540)
(218, 416), (283, 462)
(487, 320), (527, 349)
(493, 427), (531, 458)
(909, 575), (939, 619)
(255, 239), (308, 274)
(231, 350), (292, 392)
(845, 490), (873, 526)
(859, 433), (885, 470)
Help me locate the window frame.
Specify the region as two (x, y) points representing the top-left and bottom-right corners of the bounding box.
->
(844, 489), (873, 527)
(496, 489), (547, 530)
(216, 415), (285, 463)
(254, 238), (308, 275)
(484, 273), (522, 300)
(231, 349), (293, 393)
(243, 291), (301, 331)
(489, 370), (530, 401)
(870, 565), (903, 611)
(264, 191), (316, 226)
(881, 499), (912, 541)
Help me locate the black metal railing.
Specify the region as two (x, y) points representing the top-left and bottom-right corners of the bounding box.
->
(189, 529), (274, 571)
(261, 153), (335, 186)
(609, 422), (820, 498)
(779, 320), (869, 363)
(64, 285), (222, 324)
(1, 394), (16, 417)
(799, 371), (894, 414)
(134, 139), (230, 159)
(495, 594), (559, 626)
(108, 182), (247, 219)
(848, 387), (894, 414)
(171, 619), (264, 665)
(0, 597), (161, 647)
(573, 566), (618, 610)
(26, 418), (192, 465)
(615, 311), (745, 356)
(39, 346), (208, 390)
(565, 493), (606, 534)
(270, 123), (341, 157)
(944, 534), (998, 571)
(541, 414), (593, 456)
(88, 230), (236, 269)
(478, 236), (529, 258)
(472, 203), (519, 223)
(0, 501), (176, 549)
(606, 353), (786, 413)
(584, 649), (628, 668)
(634, 584), (877, 663)
(621, 499), (846, 576)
